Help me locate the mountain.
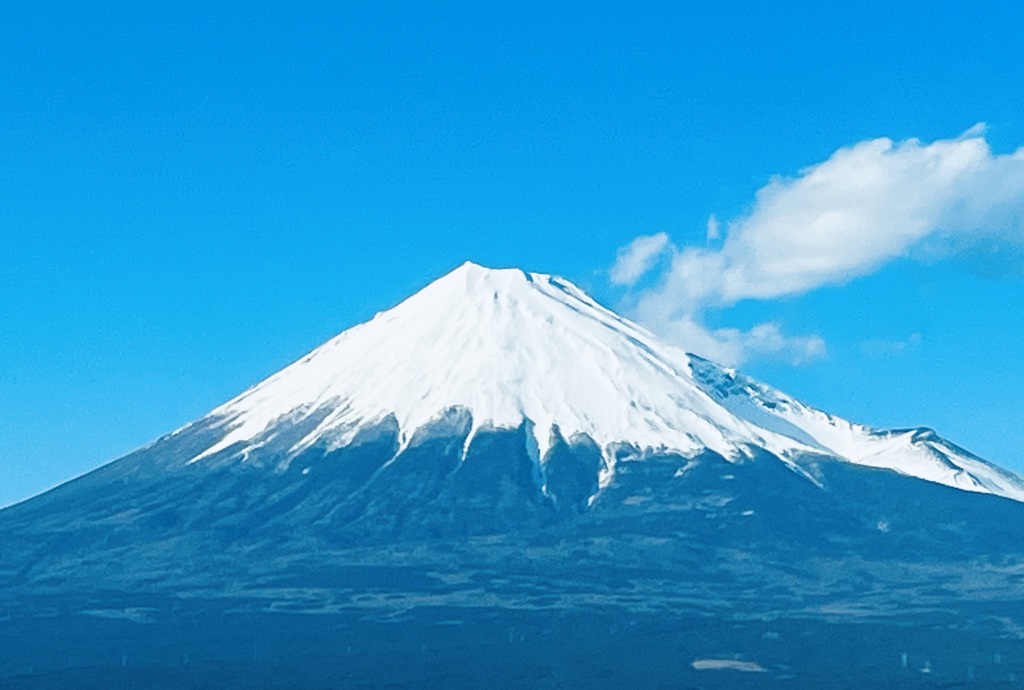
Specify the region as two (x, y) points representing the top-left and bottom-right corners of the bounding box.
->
(3, 261), (1024, 689)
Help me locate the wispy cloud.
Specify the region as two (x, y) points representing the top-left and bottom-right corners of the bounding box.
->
(610, 232), (671, 286)
(705, 215), (720, 242)
(613, 126), (1024, 365)
(860, 332), (923, 358)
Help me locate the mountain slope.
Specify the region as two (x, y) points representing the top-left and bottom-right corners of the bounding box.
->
(688, 355), (1024, 500)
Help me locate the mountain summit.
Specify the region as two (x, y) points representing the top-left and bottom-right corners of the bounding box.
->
(190, 261), (803, 473)
(178, 261), (1024, 502)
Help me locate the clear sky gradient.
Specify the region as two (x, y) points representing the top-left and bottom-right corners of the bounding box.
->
(3, 2), (1023, 507)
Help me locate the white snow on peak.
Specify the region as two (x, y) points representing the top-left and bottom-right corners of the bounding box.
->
(189, 262), (808, 466)
(183, 261), (1024, 503)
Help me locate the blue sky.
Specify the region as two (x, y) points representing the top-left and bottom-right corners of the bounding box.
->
(2, 2), (1023, 507)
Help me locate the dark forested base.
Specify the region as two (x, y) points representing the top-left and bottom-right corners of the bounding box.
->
(2, 599), (1023, 690)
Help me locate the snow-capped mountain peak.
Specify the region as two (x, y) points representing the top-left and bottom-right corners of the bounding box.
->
(189, 262), (801, 468)
(181, 261), (1024, 502)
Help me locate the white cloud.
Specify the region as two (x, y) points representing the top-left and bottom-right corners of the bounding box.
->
(610, 232), (671, 286)
(631, 289), (827, 366)
(706, 215), (720, 241)
(614, 126), (1024, 366)
(660, 126), (1024, 307)
(653, 316), (826, 367)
